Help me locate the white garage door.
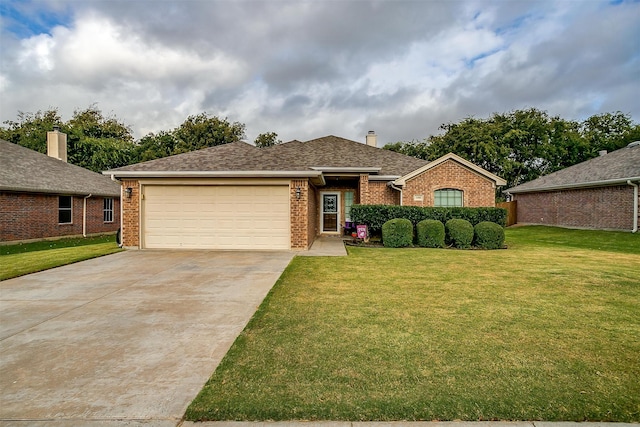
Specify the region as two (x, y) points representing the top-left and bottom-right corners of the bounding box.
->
(143, 185), (290, 250)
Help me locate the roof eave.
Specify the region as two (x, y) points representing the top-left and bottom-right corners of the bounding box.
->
(508, 176), (640, 194)
(369, 175), (402, 181)
(103, 170), (324, 179)
(0, 185), (119, 197)
(309, 166), (382, 173)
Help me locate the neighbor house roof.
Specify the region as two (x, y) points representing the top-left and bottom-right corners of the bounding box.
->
(105, 136), (431, 178)
(0, 139), (121, 197)
(507, 142), (640, 194)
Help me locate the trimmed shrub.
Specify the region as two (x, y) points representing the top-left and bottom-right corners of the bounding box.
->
(445, 218), (474, 249)
(382, 218), (413, 248)
(474, 221), (505, 249)
(416, 219), (445, 248)
(350, 204), (507, 235)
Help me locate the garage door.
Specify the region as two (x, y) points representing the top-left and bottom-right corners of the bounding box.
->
(143, 185), (290, 250)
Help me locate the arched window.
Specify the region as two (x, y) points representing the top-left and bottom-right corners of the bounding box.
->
(434, 189), (463, 207)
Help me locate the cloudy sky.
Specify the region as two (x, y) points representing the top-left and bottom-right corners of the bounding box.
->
(1, 0), (639, 146)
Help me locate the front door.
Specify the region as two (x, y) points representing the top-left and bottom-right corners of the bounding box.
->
(321, 192), (340, 233)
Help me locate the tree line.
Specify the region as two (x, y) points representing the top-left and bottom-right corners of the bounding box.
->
(384, 108), (639, 197)
(0, 106), (280, 173)
(2, 107), (637, 194)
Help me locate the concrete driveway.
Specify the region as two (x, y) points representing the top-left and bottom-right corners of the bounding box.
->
(0, 250), (294, 426)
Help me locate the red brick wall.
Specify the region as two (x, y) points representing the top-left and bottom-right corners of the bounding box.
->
(369, 181), (400, 205)
(121, 180), (140, 247)
(0, 192), (120, 242)
(358, 174), (369, 205)
(514, 185), (636, 231)
(290, 179), (310, 249)
(402, 161), (496, 207)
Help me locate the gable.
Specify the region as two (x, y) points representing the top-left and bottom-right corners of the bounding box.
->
(394, 153), (506, 187)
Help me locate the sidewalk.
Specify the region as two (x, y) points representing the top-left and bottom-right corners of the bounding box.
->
(296, 236), (348, 256)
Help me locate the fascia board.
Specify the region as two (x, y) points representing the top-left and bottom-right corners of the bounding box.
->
(0, 185), (119, 197)
(368, 175), (401, 181)
(309, 167), (382, 173)
(103, 170), (323, 179)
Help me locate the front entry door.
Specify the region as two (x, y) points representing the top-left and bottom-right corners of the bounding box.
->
(321, 192), (340, 233)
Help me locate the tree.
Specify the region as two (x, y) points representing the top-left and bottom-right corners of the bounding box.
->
(581, 111), (637, 154)
(173, 113), (245, 153)
(0, 106), (136, 172)
(254, 132), (282, 148)
(384, 108), (638, 199)
(0, 109), (63, 153)
(65, 107), (136, 171)
(135, 131), (178, 162)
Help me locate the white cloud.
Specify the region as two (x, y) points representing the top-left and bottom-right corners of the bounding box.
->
(1, 0), (638, 144)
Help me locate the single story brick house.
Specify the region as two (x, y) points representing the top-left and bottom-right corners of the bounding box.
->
(105, 133), (506, 250)
(0, 132), (121, 243)
(507, 141), (640, 232)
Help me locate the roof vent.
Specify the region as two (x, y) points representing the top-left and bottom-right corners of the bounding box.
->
(598, 150), (607, 156)
(627, 141), (640, 148)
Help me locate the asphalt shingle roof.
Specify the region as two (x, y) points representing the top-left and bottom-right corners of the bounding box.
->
(507, 143), (640, 193)
(107, 135), (429, 176)
(0, 140), (121, 197)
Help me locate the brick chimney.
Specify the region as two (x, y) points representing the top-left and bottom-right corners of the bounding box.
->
(366, 130), (377, 147)
(47, 126), (67, 162)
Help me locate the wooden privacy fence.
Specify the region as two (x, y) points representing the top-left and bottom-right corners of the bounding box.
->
(497, 201), (517, 226)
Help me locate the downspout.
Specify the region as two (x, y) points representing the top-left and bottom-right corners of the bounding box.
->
(627, 180), (638, 233)
(83, 194), (92, 237)
(389, 182), (403, 206)
(111, 174), (124, 247)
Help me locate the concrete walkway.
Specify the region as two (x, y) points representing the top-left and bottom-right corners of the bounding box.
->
(297, 236), (348, 256)
(0, 250), (294, 426)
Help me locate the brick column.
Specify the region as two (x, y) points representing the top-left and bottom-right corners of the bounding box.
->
(121, 180), (140, 248)
(290, 179), (309, 249)
(358, 174), (370, 205)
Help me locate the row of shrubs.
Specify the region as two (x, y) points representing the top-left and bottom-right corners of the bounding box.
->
(382, 218), (505, 250)
(350, 205), (507, 235)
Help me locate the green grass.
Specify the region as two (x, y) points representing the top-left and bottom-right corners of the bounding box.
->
(0, 235), (122, 280)
(186, 226), (640, 422)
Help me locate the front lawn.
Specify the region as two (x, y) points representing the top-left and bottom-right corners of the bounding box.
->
(187, 226), (640, 422)
(0, 235), (122, 280)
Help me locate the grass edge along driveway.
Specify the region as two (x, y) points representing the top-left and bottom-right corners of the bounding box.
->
(0, 235), (122, 280)
(186, 226), (640, 422)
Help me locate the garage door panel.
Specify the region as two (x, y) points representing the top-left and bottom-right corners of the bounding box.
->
(143, 185), (290, 250)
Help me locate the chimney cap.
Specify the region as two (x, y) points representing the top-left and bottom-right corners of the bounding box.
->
(367, 130), (375, 135)
(53, 125), (60, 132)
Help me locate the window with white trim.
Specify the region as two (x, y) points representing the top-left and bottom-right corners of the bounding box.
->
(103, 198), (114, 223)
(434, 189), (463, 207)
(59, 196), (72, 224)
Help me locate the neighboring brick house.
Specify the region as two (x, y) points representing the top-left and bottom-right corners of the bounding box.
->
(105, 133), (506, 250)
(0, 133), (121, 243)
(506, 142), (640, 232)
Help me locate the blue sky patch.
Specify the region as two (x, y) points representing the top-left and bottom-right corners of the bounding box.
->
(0, 0), (72, 38)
